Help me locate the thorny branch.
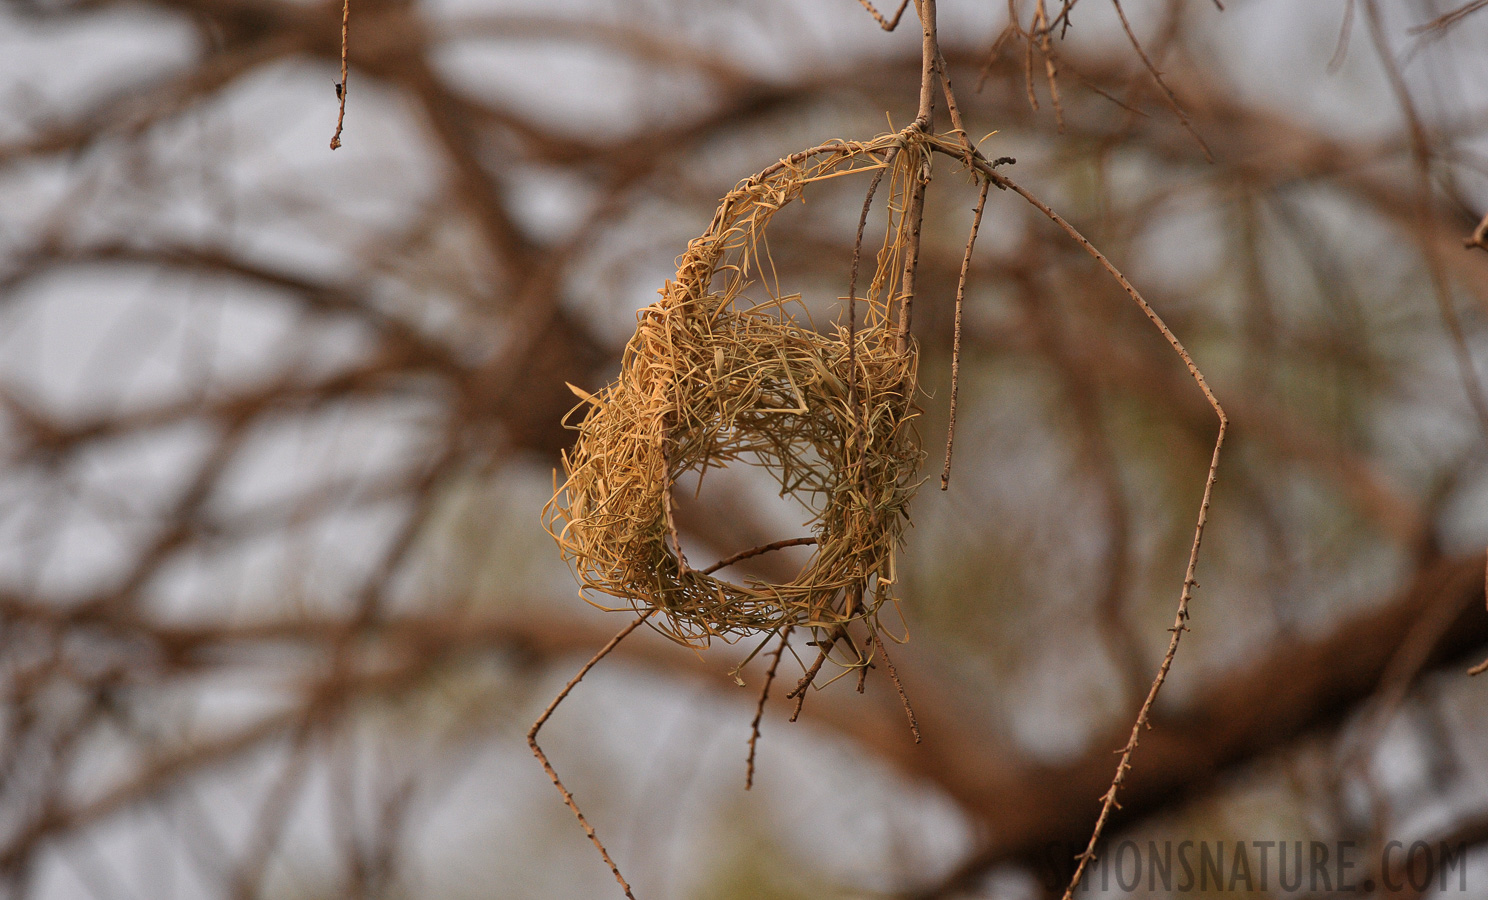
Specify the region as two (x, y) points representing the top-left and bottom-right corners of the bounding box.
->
(330, 0), (351, 149)
(969, 158), (1227, 900)
(745, 627), (791, 789)
(528, 612), (656, 900)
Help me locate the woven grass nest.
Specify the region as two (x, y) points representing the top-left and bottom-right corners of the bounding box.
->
(545, 132), (955, 647)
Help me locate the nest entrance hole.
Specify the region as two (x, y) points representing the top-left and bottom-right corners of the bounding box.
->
(671, 450), (826, 584)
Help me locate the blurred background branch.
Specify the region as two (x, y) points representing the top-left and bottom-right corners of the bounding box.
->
(2, 0), (1488, 897)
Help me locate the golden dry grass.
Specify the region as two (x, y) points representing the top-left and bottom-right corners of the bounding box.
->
(544, 133), (938, 649)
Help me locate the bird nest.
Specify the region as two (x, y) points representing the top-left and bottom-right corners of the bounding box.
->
(544, 133), (941, 647)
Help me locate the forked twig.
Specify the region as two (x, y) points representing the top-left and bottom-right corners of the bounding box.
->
(329, 0), (350, 150)
(856, 0), (913, 31)
(1032, 0), (1065, 130)
(1003, 0), (1059, 119)
(528, 611), (656, 900)
(1050, 0), (1081, 35)
(786, 631), (837, 721)
(785, 623), (873, 721)
(745, 627), (791, 789)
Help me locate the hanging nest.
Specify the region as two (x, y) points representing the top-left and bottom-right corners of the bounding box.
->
(545, 132), (951, 647)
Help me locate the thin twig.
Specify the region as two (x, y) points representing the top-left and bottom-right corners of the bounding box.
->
(788, 650), (827, 722)
(847, 152), (897, 454)
(1057, 455), (1224, 899)
(1408, 0), (1488, 36)
(528, 612), (655, 900)
(231, 724), (317, 900)
(329, 0), (350, 150)
(1362, 0), (1488, 443)
(745, 628), (791, 789)
(1019, 0), (1040, 113)
(1346, 578), (1482, 762)
(1050, 0), (1081, 35)
(895, 0), (939, 355)
(1108, 0), (1213, 162)
(1065, 59), (1152, 117)
(1033, 0), (1065, 131)
(967, 163), (1225, 429)
(913, 0), (939, 127)
(1329, 0), (1356, 73)
(871, 629), (921, 742)
(932, 43), (975, 160)
(701, 538), (817, 575)
(856, 0), (913, 30)
(941, 179), (990, 490)
(980, 19), (1018, 91)
(1465, 210), (1488, 253)
(786, 627), (843, 721)
(958, 159), (1227, 900)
